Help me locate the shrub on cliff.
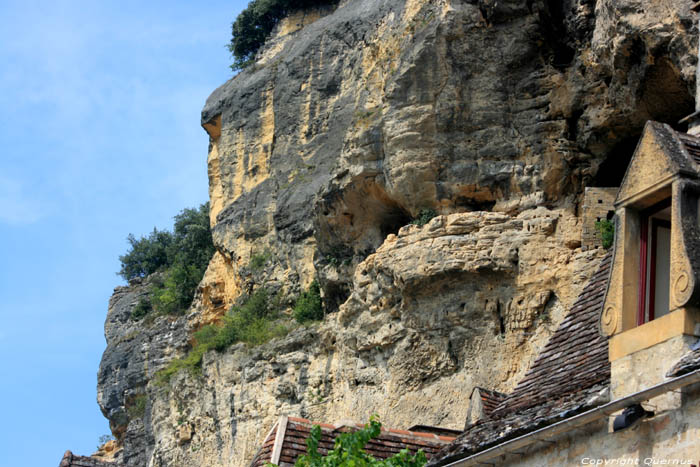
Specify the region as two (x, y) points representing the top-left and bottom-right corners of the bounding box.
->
(228, 0), (339, 70)
(119, 202), (215, 317)
(293, 280), (323, 323)
(410, 208), (437, 227)
(595, 219), (615, 249)
(155, 288), (290, 385)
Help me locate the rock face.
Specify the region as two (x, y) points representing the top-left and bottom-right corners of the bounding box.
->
(96, 0), (698, 466)
(97, 277), (189, 466)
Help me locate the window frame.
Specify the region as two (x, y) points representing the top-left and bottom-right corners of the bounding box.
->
(637, 198), (672, 326)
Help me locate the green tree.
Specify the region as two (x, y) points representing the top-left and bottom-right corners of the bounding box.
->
(229, 0), (340, 70)
(118, 228), (173, 280)
(118, 202), (215, 318)
(269, 417), (427, 466)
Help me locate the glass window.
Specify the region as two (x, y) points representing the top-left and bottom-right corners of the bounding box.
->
(639, 202), (671, 324)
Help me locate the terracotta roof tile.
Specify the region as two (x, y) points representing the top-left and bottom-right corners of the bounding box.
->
(676, 131), (700, 165)
(476, 388), (506, 416)
(250, 416), (456, 466)
(428, 252), (612, 466)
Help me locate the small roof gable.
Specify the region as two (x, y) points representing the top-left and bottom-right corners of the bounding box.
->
(250, 416), (456, 466)
(616, 121), (700, 207)
(464, 387), (507, 428)
(475, 387), (506, 415)
(429, 252), (612, 466)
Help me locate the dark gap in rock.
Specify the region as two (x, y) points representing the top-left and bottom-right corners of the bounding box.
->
(496, 300), (505, 335)
(639, 56), (695, 126)
(526, 0), (534, 14)
(628, 36), (646, 67)
(567, 108), (584, 141)
(380, 207), (412, 239)
(322, 281), (350, 314)
(479, 6), (490, 26)
(455, 196), (497, 211)
(541, 0), (575, 70)
(592, 135), (639, 187)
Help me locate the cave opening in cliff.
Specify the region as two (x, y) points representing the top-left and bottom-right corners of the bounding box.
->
(541, 0), (575, 70)
(379, 207), (412, 239)
(639, 57), (694, 125)
(316, 179), (412, 259)
(594, 56), (694, 188)
(593, 135), (639, 188)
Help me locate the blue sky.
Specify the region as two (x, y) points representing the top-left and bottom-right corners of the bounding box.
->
(0, 1), (247, 464)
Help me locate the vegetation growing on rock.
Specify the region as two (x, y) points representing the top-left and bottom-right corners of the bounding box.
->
(130, 298), (152, 321)
(293, 280), (324, 323)
(118, 202), (215, 317)
(410, 209), (438, 227)
(228, 0), (339, 70)
(155, 288), (290, 385)
(249, 249), (272, 271)
(595, 219), (615, 249)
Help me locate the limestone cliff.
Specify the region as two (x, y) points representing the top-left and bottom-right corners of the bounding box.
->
(97, 0), (698, 465)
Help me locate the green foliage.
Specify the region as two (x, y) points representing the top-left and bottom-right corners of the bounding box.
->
(127, 394), (147, 420)
(267, 416), (427, 466)
(249, 249), (272, 271)
(150, 263), (204, 316)
(228, 0), (340, 70)
(155, 288), (290, 386)
(131, 298), (152, 321)
(293, 280), (323, 323)
(325, 245), (353, 268)
(120, 203), (215, 319)
(410, 209), (437, 227)
(118, 229), (173, 280)
(595, 219), (615, 249)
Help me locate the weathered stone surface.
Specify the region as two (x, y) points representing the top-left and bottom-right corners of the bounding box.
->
(97, 276), (189, 466)
(95, 0), (699, 466)
(119, 211), (602, 466)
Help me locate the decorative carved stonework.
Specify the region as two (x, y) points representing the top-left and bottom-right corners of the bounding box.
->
(600, 122), (700, 337)
(670, 181), (700, 310)
(601, 305), (617, 336)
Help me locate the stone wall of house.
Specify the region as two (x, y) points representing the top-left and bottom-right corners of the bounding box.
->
(507, 389), (700, 467)
(582, 187), (617, 249)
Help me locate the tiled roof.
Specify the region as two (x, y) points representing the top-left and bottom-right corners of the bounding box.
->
(667, 339), (700, 377)
(429, 253), (612, 466)
(676, 131), (700, 165)
(250, 416), (456, 466)
(58, 451), (118, 467)
(476, 387), (506, 416)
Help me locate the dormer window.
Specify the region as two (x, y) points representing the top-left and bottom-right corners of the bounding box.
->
(639, 200), (671, 324)
(600, 121), (700, 363)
